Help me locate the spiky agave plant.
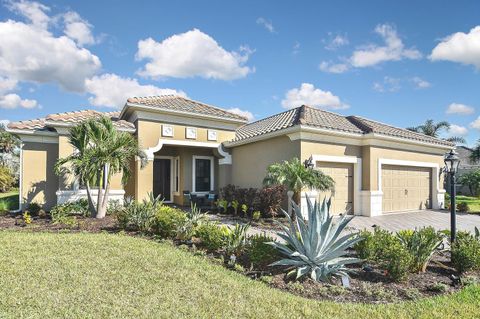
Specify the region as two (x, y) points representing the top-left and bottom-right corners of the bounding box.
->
(268, 197), (362, 282)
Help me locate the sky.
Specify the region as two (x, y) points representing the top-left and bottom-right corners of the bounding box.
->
(1, 0), (480, 145)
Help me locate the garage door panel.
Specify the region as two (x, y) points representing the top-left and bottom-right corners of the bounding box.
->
(316, 161), (353, 215)
(382, 165), (431, 213)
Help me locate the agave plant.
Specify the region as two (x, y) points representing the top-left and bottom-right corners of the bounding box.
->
(268, 197), (362, 282)
(225, 224), (250, 256)
(178, 203), (207, 240)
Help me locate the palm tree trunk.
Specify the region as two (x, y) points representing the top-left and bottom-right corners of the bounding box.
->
(85, 182), (97, 218)
(96, 168), (104, 218)
(98, 165), (111, 219)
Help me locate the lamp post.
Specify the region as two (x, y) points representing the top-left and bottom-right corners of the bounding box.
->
(444, 149), (460, 243)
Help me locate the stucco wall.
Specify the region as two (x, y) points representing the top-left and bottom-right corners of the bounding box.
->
(366, 146), (445, 191)
(21, 142), (59, 210)
(230, 136), (301, 188)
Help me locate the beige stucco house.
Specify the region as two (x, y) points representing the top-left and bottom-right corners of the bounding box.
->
(7, 95), (453, 216)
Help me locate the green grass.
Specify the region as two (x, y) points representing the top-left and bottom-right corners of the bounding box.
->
(456, 195), (480, 213)
(0, 190), (18, 211)
(0, 232), (479, 319)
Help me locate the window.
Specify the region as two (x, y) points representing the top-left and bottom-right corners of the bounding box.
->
(192, 156), (214, 193)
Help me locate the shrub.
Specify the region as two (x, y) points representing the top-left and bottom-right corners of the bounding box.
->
(248, 233), (279, 268)
(51, 199), (90, 219)
(380, 241), (414, 282)
(219, 184), (286, 218)
(195, 222), (229, 251)
(151, 206), (187, 239)
(116, 194), (162, 232)
(451, 231), (480, 273)
(252, 211), (261, 221)
(355, 227), (399, 262)
(354, 230), (374, 260)
(0, 166), (14, 192)
(269, 198), (361, 282)
(224, 224), (250, 256)
(457, 202), (470, 213)
(26, 202), (42, 216)
(397, 227), (444, 272)
(177, 203), (207, 240)
(22, 212), (32, 224)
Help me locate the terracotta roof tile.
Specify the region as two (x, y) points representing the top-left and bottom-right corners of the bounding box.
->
(127, 95), (248, 122)
(8, 110), (135, 132)
(233, 105), (453, 147)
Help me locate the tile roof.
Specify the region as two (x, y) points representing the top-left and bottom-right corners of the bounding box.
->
(126, 95), (248, 122)
(8, 110), (135, 132)
(346, 116), (454, 147)
(233, 105), (453, 147)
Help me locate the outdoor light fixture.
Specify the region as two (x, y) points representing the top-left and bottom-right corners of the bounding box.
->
(444, 149), (460, 243)
(304, 155), (314, 169)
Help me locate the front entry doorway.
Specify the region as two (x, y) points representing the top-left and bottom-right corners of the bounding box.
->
(153, 157), (172, 202)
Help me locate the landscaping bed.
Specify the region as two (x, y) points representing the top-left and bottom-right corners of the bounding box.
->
(1, 209), (478, 305)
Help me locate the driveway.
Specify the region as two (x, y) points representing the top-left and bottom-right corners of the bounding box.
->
(349, 210), (480, 233)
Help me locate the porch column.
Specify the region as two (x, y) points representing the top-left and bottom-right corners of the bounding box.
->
(217, 144), (232, 188)
(136, 141), (164, 201)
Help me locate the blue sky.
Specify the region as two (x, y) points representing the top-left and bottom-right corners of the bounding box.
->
(1, 0), (480, 145)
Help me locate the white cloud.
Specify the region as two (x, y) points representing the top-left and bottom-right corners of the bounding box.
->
(0, 14), (101, 92)
(63, 11), (96, 47)
(136, 29), (253, 80)
(324, 33), (349, 51)
(470, 117), (480, 130)
(226, 108), (254, 122)
(449, 124), (468, 136)
(85, 73), (186, 108)
(446, 103), (475, 115)
(281, 83), (349, 110)
(0, 77), (18, 94)
(350, 24), (422, 67)
(318, 61), (350, 74)
(373, 76), (401, 92)
(411, 77), (431, 89)
(292, 41), (300, 55)
(256, 17), (275, 33)
(320, 24), (421, 73)
(430, 26), (480, 69)
(7, 0), (51, 29)
(0, 93), (37, 109)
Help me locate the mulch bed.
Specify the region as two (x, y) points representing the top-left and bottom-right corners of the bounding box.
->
(1, 213), (478, 304)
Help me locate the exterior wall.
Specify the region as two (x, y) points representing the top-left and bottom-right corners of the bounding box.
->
(135, 118), (235, 201)
(230, 136), (301, 188)
(21, 141), (59, 210)
(300, 141), (361, 160)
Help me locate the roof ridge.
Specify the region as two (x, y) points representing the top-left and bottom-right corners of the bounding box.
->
(176, 96), (249, 121)
(237, 107), (300, 128)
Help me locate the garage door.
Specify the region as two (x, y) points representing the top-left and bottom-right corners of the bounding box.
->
(382, 165), (431, 213)
(315, 162), (353, 215)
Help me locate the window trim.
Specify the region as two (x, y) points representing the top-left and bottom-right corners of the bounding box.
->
(173, 156), (180, 195)
(192, 155), (214, 194)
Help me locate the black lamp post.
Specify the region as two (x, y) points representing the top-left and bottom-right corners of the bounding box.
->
(304, 155), (314, 169)
(444, 149), (460, 243)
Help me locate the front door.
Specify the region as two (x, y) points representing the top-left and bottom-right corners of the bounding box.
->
(153, 158), (171, 202)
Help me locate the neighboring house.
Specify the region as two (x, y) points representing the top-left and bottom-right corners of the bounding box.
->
(7, 95), (453, 216)
(453, 146), (480, 195)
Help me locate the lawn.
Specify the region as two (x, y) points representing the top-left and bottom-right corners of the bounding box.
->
(0, 190), (18, 211)
(0, 231), (479, 319)
(456, 195), (480, 213)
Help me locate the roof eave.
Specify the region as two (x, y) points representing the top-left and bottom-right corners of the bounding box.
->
(43, 120), (136, 133)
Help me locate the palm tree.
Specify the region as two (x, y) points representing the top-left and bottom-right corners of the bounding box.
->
(407, 119), (466, 144)
(263, 157), (334, 207)
(55, 117), (147, 218)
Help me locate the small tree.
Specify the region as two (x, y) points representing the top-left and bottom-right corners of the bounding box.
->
(263, 157), (334, 206)
(55, 117), (147, 218)
(458, 170), (480, 196)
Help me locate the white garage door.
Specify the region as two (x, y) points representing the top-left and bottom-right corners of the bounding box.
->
(382, 165), (432, 213)
(316, 161), (354, 215)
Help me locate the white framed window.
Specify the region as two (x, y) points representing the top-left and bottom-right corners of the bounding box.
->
(192, 155), (214, 193)
(173, 156), (180, 195)
(207, 129), (217, 141)
(186, 127), (197, 139)
(162, 124), (174, 137)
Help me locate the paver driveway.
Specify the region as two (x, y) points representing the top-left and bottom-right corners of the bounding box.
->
(349, 209), (480, 232)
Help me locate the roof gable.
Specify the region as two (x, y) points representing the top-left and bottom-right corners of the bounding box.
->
(125, 95), (248, 122)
